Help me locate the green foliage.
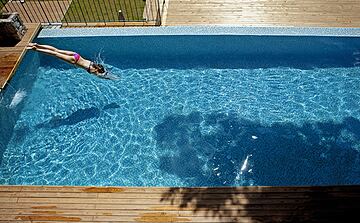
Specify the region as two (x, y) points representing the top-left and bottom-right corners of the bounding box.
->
(0, 1), (5, 17)
(63, 0), (146, 23)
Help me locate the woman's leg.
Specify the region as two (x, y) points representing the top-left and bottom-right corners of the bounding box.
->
(34, 48), (76, 64)
(32, 43), (77, 56)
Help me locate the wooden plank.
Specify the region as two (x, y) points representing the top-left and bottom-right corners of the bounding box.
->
(0, 186), (23, 192)
(0, 212), (350, 222)
(0, 192), (98, 198)
(97, 192), (311, 199)
(164, 0), (360, 27)
(2, 190), (315, 199)
(0, 185), (358, 222)
(0, 215), (88, 222)
(0, 203), (96, 210)
(0, 197), (18, 203)
(0, 207), (304, 216)
(11, 185), (360, 193)
(14, 197), (360, 206)
(1, 202), (357, 212)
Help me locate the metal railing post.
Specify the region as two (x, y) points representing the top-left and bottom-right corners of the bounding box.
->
(156, 0), (163, 26)
(21, 2), (35, 22)
(48, 0), (58, 23)
(31, 0), (47, 22)
(76, 0), (88, 25)
(55, 0), (68, 26)
(37, 0), (51, 24)
(118, 0), (125, 22)
(20, 1), (32, 22)
(133, 0), (140, 21)
(102, 0), (113, 22)
(129, 0), (135, 21)
(72, 0), (83, 23)
(95, 0), (106, 25)
(149, 0), (155, 22)
(2, 0), (15, 14)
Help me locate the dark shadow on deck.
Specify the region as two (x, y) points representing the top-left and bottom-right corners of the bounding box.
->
(155, 111), (360, 221)
(160, 186), (360, 222)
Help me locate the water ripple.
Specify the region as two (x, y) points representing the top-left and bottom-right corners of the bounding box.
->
(1, 65), (360, 186)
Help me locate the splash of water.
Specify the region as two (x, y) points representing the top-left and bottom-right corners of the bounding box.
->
(0, 94), (4, 108)
(354, 51), (360, 66)
(93, 51), (121, 80)
(8, 89), (27, 109)
(235, 154), (253, 185)
(94, 49), (105, 65)
(240, 154), (252, 174)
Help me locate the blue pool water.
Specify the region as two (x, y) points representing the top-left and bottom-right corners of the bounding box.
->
(0, 33), (360, 186)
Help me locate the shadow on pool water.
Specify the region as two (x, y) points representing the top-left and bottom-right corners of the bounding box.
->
(35, 102), (120, 129)
(154, 112), (360, 187)
(155, 111), (360, 221)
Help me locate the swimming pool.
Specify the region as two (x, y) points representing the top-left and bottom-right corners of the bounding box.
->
(0, 27), (360, 186)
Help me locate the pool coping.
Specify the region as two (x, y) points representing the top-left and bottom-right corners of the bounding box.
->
(38, 26), (360, 38)
(0, 23), (41, 91)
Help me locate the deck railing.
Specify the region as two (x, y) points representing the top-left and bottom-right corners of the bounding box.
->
(0, 0), (163, 26)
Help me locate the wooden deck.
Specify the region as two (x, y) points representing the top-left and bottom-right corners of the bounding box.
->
(0, 185), (359, 222)
(164, 0), (360, 27)
(0, 23), (40, 90)
(4, 1), (71, 24)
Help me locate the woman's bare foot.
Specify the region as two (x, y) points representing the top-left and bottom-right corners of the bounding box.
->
(26, 43), (37, 50)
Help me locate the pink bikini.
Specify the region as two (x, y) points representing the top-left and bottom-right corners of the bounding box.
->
(74, 53), (93, 73)
(73, 53), (80, 63)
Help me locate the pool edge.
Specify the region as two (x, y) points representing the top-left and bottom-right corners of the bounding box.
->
(38, 26), (360, 38)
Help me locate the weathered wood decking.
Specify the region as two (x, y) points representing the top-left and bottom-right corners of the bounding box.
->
(0, 23), (40, 90)
(164, 0), (360, 27)
(0, 185), (359, 222)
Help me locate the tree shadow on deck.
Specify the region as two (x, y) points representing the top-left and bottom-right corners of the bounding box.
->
(154, 111), (360, 221)
(159, 186), (360, 222)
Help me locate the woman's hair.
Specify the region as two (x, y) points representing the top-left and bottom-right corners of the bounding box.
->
(93, 63), (105, 74)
